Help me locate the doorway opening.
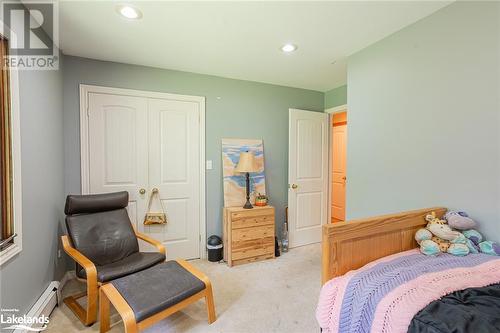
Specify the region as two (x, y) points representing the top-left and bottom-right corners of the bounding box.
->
(330, 109), (347, 222)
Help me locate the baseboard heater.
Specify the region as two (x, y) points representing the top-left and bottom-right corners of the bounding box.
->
(13, 281), (59, 333)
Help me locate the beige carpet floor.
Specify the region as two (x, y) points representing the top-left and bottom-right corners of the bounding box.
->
(46, 243), (321, 333)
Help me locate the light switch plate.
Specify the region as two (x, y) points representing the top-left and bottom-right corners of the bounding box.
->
(206, 160), (213, 170)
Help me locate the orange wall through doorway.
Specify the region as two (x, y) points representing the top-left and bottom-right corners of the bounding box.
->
(331, 112), (347, 222)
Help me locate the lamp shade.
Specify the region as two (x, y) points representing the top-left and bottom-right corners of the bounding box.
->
(235, 152), (259, 173)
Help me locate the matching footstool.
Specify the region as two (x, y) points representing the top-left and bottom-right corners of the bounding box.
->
(99, 260), (216, 333)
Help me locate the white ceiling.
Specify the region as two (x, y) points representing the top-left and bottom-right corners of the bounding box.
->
(59, 1), (452, 92)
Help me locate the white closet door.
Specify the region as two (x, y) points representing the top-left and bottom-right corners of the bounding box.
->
(87, 93), (148, 228)
(147, 98), (201, 259)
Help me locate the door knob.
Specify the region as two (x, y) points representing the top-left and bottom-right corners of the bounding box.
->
(139, 188), (146, 195)
(291, 184), (298, 189)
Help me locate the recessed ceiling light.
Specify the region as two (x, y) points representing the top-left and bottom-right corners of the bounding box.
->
(116, 5), (142, 20)
(281, 44), (297, 53)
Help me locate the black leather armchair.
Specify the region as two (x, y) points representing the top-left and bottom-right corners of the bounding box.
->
(61, 191), (166, 326)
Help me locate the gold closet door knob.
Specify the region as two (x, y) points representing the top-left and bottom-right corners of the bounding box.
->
(139, 188), (146, 195)
(291, 184), (298, 189)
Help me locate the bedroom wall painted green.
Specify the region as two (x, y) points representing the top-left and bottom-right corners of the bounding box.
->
(346, 1), (500, 241)
(62, 56), (324, 244)
(324, 85), (347, 109)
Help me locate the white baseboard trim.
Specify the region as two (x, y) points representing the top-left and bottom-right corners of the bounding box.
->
(7, 271), (78, 332)
(12, 281), (59, 333)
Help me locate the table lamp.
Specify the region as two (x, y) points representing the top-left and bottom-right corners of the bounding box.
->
(235, 151), (259, 209)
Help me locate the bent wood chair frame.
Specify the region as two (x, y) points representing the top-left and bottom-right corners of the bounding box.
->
(99, 259), (216, 333)
(61, 230), (166, 326)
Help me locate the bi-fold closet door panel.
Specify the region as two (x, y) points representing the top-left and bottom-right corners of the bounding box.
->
(88, 93), (148, 229)
(87, 92), (201, 259)
(147, 98), (200, 260)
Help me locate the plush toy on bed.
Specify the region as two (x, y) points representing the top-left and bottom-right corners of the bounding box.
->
(444, 211), (500, 255)
(443, 213), (500, 258)
(444, 211), (479, 254)
(415, 212), (469, 256)
(415, 210), (500, 256)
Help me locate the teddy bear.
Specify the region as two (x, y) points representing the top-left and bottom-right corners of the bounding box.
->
(415, 212), (469, 256)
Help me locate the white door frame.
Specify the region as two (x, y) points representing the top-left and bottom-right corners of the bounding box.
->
(79, 84), (207, 259)
(324, 104), (348, 223)
(324, 104), (347, 115)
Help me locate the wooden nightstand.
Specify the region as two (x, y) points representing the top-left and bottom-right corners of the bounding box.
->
(223, 206), (275, 267)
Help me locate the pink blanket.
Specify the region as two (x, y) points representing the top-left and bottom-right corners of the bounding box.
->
(316, 250), (500, 333)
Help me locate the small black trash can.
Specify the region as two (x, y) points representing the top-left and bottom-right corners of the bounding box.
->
(207, 235), (223, 262)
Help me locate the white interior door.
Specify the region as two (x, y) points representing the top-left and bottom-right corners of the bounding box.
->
(288, 109), (328, 248)
(87, 93), (148, 227)
(83, 86), (204, 260)
(147, 98), (201, 259)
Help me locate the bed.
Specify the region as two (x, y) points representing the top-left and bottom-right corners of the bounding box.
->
(317, 207), (500, 333)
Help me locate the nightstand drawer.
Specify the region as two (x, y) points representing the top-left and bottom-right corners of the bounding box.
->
(232, 225), (274, 242)
(231, 237), (274, 260)
(231, 215), (274, 229)
(230, 208), (274, 221)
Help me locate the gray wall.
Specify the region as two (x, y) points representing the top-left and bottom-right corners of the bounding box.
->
(0, 60), (66, 314)
(63, 56), (324, 240)
(347, 1), (500, 240)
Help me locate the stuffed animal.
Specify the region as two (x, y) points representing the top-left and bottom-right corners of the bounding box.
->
(415, 212), (469, 256)
(462, 229), (482, 253)
(444, 211), (476, 230)
(463, 229), (500, 256)
(445, 211), (500, 256)
(416, 210), (500, 257)
(415, 229), (440, 255)
(480, 241), (500, 256)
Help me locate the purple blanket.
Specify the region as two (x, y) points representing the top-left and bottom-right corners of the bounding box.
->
(316, 249), (500, 333)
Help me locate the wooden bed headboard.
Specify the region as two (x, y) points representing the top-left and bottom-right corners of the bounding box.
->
(322, 207), (447, 284)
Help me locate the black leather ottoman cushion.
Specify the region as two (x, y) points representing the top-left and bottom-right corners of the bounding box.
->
(111, 261), (206, 322)
(76, 252), (166, 282)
